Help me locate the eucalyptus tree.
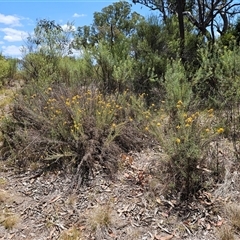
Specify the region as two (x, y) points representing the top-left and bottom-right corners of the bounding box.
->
(73, 1), (199, 99)
(73, 1), (144, 93)
(22, 19), (74, 83)
(133, 0), (240, 45)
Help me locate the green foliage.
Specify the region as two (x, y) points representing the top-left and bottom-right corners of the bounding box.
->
(194, 43), (240, 108)
(74, 1), (143, 49)
(164, 59), (192, 113)
(58, 55), (95, 86)
(0, 55), (10, 86)
(133, 0), (238, 43)
(22, 19), (74, 84)
(28, 19), (73, 57)
(1, 1), (240, 202)
(148, 59), (224, 199)
(6, 58), (19, 80)
(227, 17), (240, 45)
(73, 1), (144, 93)
(22, 52), (57, 85)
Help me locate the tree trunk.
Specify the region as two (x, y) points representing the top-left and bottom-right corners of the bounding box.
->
(177, 0), (185, 60)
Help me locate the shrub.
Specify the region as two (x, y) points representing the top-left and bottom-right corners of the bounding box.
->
(0, 55), (10, 86)
(1, 81), (149, 189)
(148, 59), (224, 200)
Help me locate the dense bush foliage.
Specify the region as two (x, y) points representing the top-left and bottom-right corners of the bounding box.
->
(1, 1), (240, 200)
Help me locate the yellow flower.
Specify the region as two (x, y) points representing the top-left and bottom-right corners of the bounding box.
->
(72, 95), (77, 101)
(48, 87), (52, 91)
(55, 110), (61, 114)
(112, 123), (116, 128)
(217, 128), (224, 134)
(176, 138), (181, 144)
(157, 122), (161, 126)
(205, 128), (210, 133)
(145, 126), (149, 131)
(177, 100), (183, 105)
(176, 100), (183, 108)
(185, 117), (193, 124)
(208, 109), (214, 114)
(185, 123), (190, 127)
(176, 125), (181, 129)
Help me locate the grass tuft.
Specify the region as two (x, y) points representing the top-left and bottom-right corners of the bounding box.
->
(2, 214), (19, 229)
(218, 225), (235, 240)
(227, 203), (240, 230)
(87, 204), (112, 231)
(59, 226), (82, 240)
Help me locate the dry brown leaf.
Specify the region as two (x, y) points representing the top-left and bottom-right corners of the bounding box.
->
(49, 195), (61, 203)
(206, 223), (211, 230)
(156, 198), (163, 205)
(216, 220), (224, 227)
(124, 173), (130, 178)
(161, 212), (169, 218)
(79, 225), (86, 231)
(154, 234), (174, 240)
(120, 153), (134, 166)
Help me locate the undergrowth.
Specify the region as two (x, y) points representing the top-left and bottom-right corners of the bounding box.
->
(1, 83), (150, 190)
(1, 16), (240, 202)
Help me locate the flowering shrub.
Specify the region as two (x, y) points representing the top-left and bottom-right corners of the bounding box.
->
(1, 82), (150, 188)
(149, 101), (224, 199)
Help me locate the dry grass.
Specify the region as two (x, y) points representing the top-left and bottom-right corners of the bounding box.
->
(2, 214), (19, 229)
(227, 203), (240, 231)
(218, 225), (235, 240)
(0, 178), (7, 186)
(87, 204), (112, 231)
(0, 190), (9, 203)
(67, 194), (77, 206)
(59, 226), (82, 240)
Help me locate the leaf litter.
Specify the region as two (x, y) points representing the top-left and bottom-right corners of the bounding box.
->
(0, 142), (239, 240)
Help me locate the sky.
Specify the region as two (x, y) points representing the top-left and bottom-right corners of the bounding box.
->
(0, 0), (151, 58)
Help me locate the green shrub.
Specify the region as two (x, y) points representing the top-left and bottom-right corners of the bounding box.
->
(148, 60), (224, 200)
(6, 58), (18, 80)
(0, 56), (10, 86)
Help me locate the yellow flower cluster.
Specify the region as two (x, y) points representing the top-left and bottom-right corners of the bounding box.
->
(207, 108), (214, 117)
(185, 117), (193, 124)
(205, 128), (210, 133)
(217, 127), (224, 134)
(176, 138), (181, 144)
(144, 111), (151, 119)
(176, 100), (183, 108)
